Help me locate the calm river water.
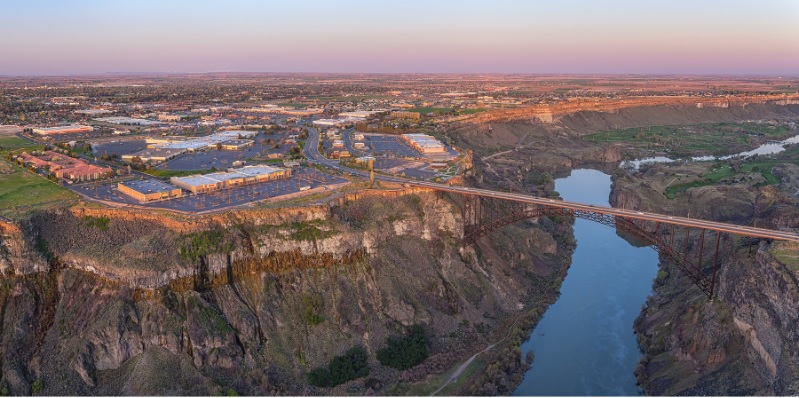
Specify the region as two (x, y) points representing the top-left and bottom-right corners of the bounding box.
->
(513, 169), (659, 396)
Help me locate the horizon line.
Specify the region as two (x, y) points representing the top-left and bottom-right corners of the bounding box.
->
(1, 71), (798, 79)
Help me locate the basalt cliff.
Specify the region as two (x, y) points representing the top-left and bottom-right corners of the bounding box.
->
(0, 187), (573, 395)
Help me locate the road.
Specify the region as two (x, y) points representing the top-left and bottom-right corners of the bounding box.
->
(306, 128), (799, 243)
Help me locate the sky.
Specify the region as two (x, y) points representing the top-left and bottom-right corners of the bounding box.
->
(1, 0), (798, 76)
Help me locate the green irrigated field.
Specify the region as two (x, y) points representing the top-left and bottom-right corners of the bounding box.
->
(0, 136), (35, 149)
(0, 136), (42, 156)
(664, 164), (733, 199)
(407, 107), (453, 114)
(663, 157), (799, 199)
(0, 161), (78, 218)
(584, 123), (795, 157)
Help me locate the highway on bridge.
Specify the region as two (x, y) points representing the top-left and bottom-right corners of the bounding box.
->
(305, 128), (799, 243)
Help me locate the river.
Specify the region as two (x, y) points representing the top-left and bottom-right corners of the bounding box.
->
(623, 132), (799, 169)
(513, 169), (659, 396)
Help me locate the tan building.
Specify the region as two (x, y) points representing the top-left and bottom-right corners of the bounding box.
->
(118, 179), (182, 202)
(170, 165), (291, 194)
(391, 111), (421, 120)
(401, 133), (447, 154)
(17, 151), (112, 182)
(32, 124), (94, 135)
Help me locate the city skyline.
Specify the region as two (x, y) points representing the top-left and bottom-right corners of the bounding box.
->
(2, 0), (799, 76)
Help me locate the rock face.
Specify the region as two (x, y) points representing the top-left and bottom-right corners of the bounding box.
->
(635, 242), (799, 395)
(0, 190), (573, 395)
(0, 221), (49, 276)
(469, 94), (799, 124)
(615, 168), (799, 395)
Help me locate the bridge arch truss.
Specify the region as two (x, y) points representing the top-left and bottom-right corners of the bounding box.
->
(461, 194), (727, 298)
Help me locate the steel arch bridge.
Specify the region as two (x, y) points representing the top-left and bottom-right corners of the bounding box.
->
(460, 194), (732, 299)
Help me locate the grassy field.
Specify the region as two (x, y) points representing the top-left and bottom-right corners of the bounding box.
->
(277, 103), (308, 109)
(0, 161), (78, 218)
(0, 136), (36, 150)
(772, 242), (799, 271)
(664, 164), (733, 199)
(663, 156), (799, 199)
(0, 136), (43, 157)
(455, 108), (487, 115)
(407, 107), (453, 114)
(584, 123), (795, 157)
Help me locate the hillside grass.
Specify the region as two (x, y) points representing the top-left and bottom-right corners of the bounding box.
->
(0, 161), (78, 218)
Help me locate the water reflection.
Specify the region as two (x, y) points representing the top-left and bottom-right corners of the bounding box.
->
(513, 169), (658, 396)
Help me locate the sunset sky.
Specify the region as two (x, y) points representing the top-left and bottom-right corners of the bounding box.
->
(2, 0), (798, 76)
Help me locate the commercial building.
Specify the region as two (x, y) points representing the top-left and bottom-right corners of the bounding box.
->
(391, 111), (421, 119)
(401, 133), (447, 154)
(75, 109), (112, 117)
(158, 113), (182, 122)
(32, 124), (94, 135)
(17, 151), (112, 182)
(121, 148), (186, 163)
(218, 139), (254, 150)
(170, 165), (291, 194)
(55, 164), (113, 181)
(118, 179), (182, 202)
(280, 108), (324, 116)
(146, 131), (257, 152)
(94, 117), (159, 126)
(313, 119), (348, 127)
(338, 110), (386, 119)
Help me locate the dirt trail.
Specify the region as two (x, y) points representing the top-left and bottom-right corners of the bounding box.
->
(431, 315), (523, 396)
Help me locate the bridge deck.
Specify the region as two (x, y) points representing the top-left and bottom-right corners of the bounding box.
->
(402, 181), (799, 243)
(305, 127), (799, 243)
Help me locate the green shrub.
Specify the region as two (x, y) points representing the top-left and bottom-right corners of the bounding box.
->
(308, 346), (369, 388)
(31, 379), (43, 395)
(376, 324), (429, 370)
(82, 215), (110, 231)
(302, 293), (325, 325)
(179, 229), (233, 261)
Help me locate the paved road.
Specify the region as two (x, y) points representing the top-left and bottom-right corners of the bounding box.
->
(306, 128), (799, 243)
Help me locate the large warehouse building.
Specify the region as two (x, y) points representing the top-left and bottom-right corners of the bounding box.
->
(118, 179), (183, 202)
(401, 133), (447, 154)
(170, 165), (291, 194)
(32, 124), (94, 135)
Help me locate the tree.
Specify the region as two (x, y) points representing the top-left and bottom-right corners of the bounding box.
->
(308, 346), (369, 388)
(376, 324), (429, 370)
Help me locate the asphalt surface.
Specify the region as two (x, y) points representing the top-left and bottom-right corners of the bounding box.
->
(305, 128), (799, 243)
(71, 167), (347, 212)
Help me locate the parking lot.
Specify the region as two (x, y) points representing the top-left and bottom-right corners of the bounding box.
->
(363, 133), (421, 158)
(92, 139), (147, 158)
(156, 130), (298, 171)
(70, 167), (347, 212)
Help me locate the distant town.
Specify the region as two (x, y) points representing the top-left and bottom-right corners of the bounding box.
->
(0, 74), (500, 213)
(2, 73), (798, 216)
